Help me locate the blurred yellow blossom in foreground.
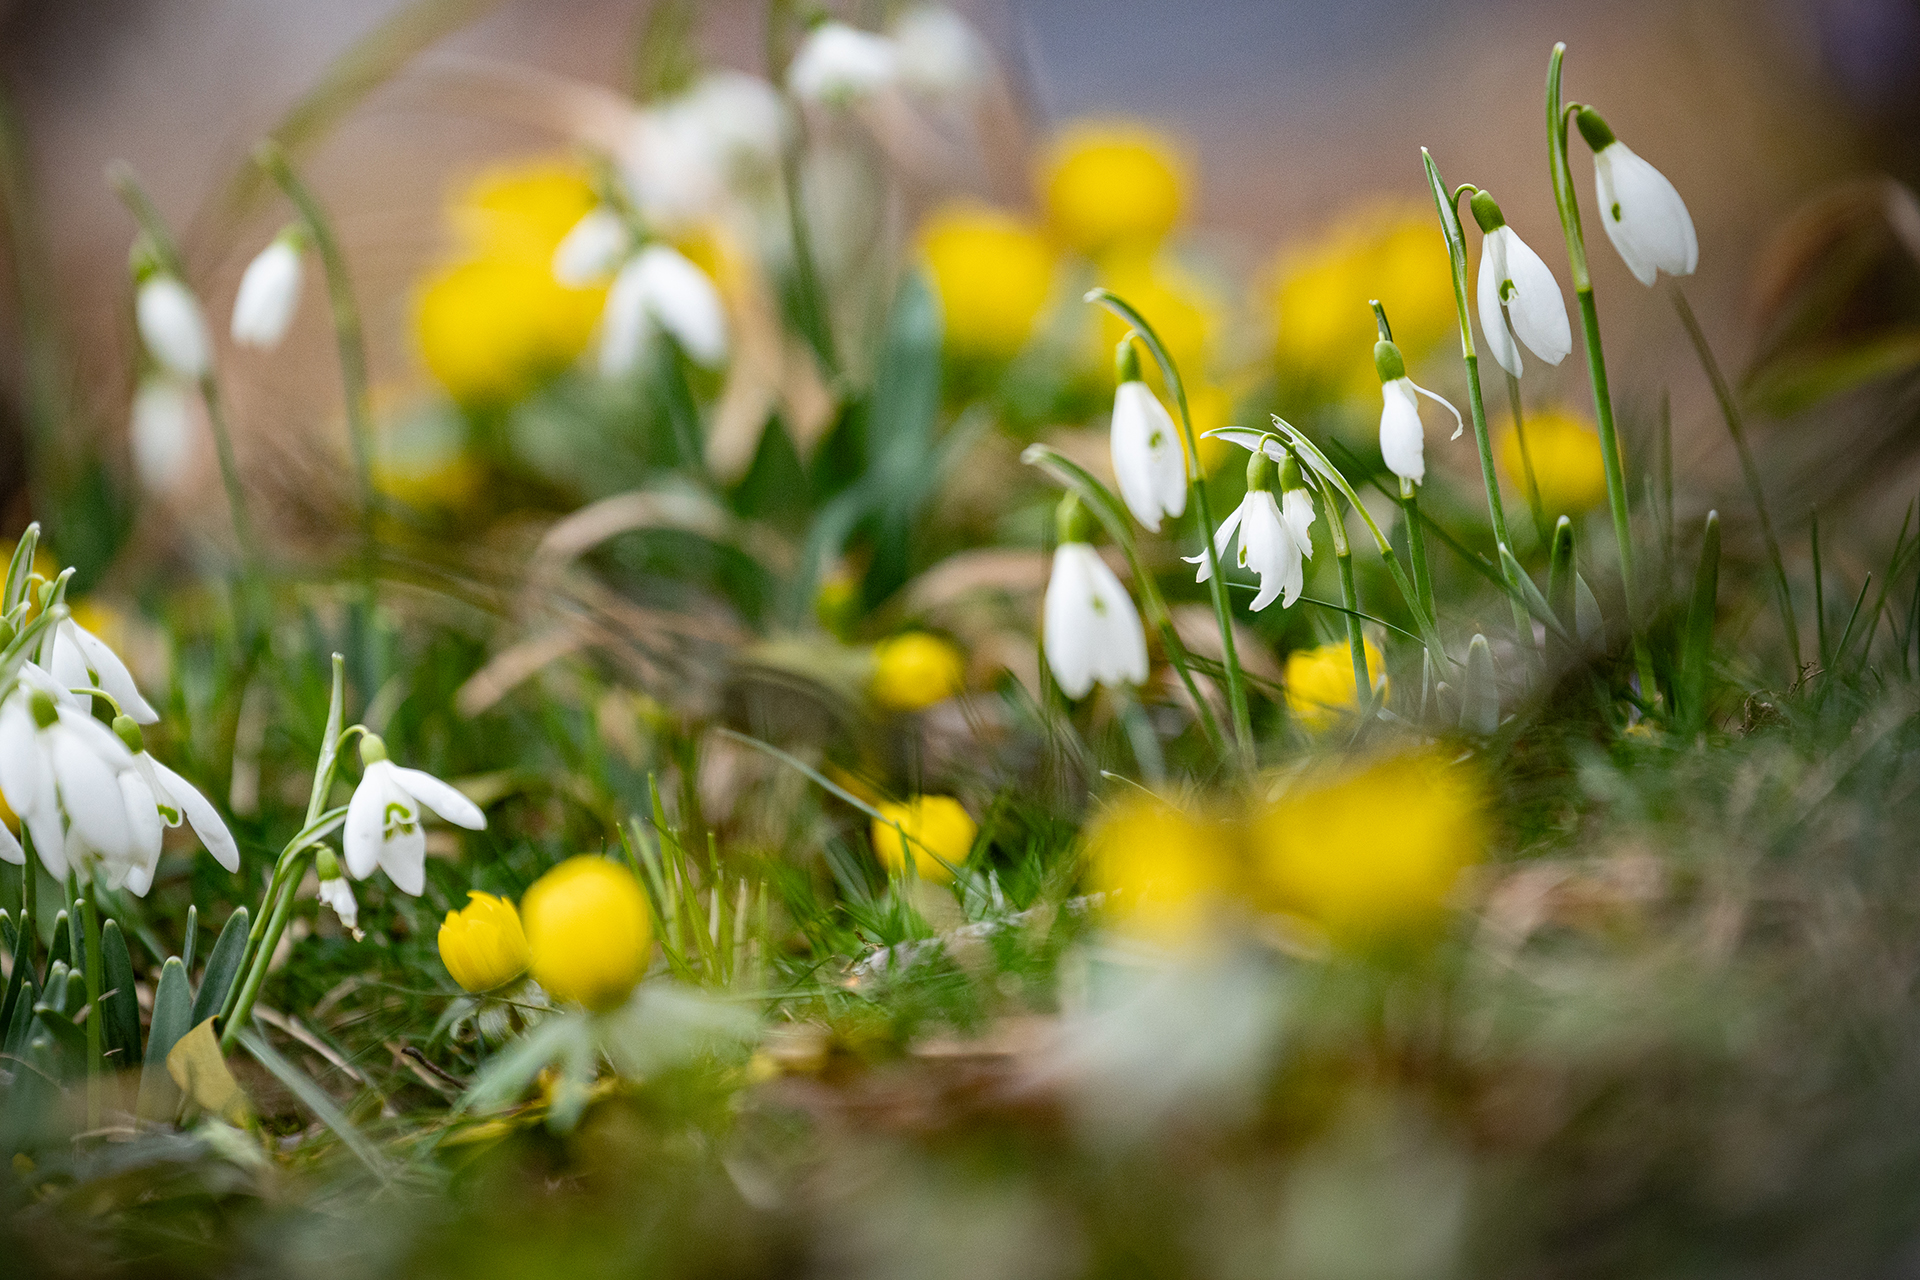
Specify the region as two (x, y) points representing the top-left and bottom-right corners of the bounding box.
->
(871, 632), (967, 710)
(1285, 639), (1387, 730)
(438, 892), (532, 994)
(415, 162), (607, 406)
(1500, 407), (1608, 518)
(522, 856), (653, 1010)
(1250, 750), (1486, 943)
(1083, 793), (1236, 947)
(1271, 207), (1454, 396)
(872, 796), (977, 882)
(1041, 122), (1187, 257)
(920, 204), (1056, 359)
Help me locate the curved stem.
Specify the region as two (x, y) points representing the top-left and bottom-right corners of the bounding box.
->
(1505, 366), (1549, 544)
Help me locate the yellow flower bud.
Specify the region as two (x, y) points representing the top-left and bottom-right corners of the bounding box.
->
(1082, 793), (1237, 948)
(919, 204), (1056, 359)
(521, 857), (653, 1010)
(1284, 640), (1387, 730)
(1040, 122), (1187, 256)
(871, 632), (967, 711)
(1249, 751), (1487, 944)
(437, 892), (532, 994)
(1500, 408), (1608, 518)
(871, 796), (977, 883)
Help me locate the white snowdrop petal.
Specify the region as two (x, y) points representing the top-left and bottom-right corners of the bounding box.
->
(599, 256), (655, 378)
(378, 818), (428, 897)
(64, 619), (158, 724)
(51, 728), (132, 863)
(119, 770), (165, 893)
(1043, 544), (1097, 699)
(389, 765), (486, 830)
(1379, 380), (1427, 484)
(343, 763), (388, 880)
(0, 820), (21, 865)
(1477, 229), (1523, 379)
(636, 245), (728, 368)
(1503, 231), (1573, 366)
(787, 22), (901, 104)
(130, 380), (196, 494)
(553, 209), (630, 287)
(231, 238), (304, 349)
(1081, 551), (1149, 686)
(136, 276), (211, 381)
(150, 757), (240, 871)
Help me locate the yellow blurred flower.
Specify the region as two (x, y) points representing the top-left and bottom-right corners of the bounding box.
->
(871, 796), (977, 882)
(871, 632), (967, 711)
(920, 204), (1057, 359)
(1249, 750), (1487, 943)
(1285, 639), (1387, 730)
(522, 856), (653, 1010)
(1082, 793), (1237, 947)
(1094, 248), (1219, 388)
(1185, 382), (1237, 475)
(1271, 206), (1454, 397)
(1500, 407), (1608, 518)
(415, 161), (607, 406)
(438, 891), (532, 994)
(1041, 122), (1187, 257)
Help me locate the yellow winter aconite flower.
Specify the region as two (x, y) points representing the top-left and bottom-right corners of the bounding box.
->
(1285, 639), (1387, 730)
(1500, 407), (1608, 517)
(414, 161), (607, 406)
(871, 632), (967, 710)
(522, 856), (653, 1010)
(1249, 750), (1487, 943)
(871, 796), (977, 882)
(438, 892), (532, 994)
(1041, 122), (1187, 256)
(1272, 206), (1454, 396)
(920, 204), (1057, 358)
(1083, 793), (1236, 947)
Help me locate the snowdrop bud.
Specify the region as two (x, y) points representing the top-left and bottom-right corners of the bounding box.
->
(553, 207), (630, 287)
(129, 378), (194, 493)
(230, 228), (305, 350)
(1577, 107), (1698, 287)
(135, 274), (211, 380)
(1472, 190), (1572, 378)
(787, 21), (901, 105)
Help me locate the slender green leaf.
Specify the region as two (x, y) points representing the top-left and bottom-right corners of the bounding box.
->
(190, 908), (250, 1028)
(236, 1027), (390, 1180)
(138, 956), (192, 1121)
(1461, 634), (1500, 736)
(1679, 510), (1720, 732)
(99, 919), (142, 1070)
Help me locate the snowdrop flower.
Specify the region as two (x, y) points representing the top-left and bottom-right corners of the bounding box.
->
(50, 614), (158, 723)
(1471, 191), (1571, 378)
(1186, 444), (1315, 611)
(230, 227), (306, 350)
(1577, 107), (1697, 287)
(892, 6), (990, 101)
(1109, 341), (1187, 532)
(315, 848), (360, 935)
(620, 73), (786, 231)
(553, 207), (630, 287)
(0, 668), (137, 882)
(1043, 498), (1148, 699)
(344, 734), (486, 897)
(1373, 338), (1462, 487)
(787, 21), (900, 105)
(129, 377), (195, 493)
(135, 273), (211, 381)
(108, 714), (240, 897)
(599, 245), (728, 376)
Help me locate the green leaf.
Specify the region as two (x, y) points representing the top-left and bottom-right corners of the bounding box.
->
(1498, 545), (1573, 646)
(1547, 516), (1576, 638)
(862, 270), (943, 605)
(28, 1000), (87, 1071)
(138, 956), (192, 1121)
(44, 908), (69, 981)
(2, 520), (38, 614)
(236, 1027), (389, 1180)
(1679, 510), (1720, 732)
(191, 907), (250, 1028)
(99, 919), (142, 1070)
(1460, 635), (1500, 736)
(3, 976), (36, 1056)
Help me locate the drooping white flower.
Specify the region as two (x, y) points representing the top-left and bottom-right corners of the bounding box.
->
(787, 22), (901, 105)
(316, 849), (360, 934)
(891, 6), (989, 101)
(1043, 540), (1148, 700)
(1471, 193), (1571, 378)
(1185, 445), (1315, 612)
(599, 245), (728, 376)
(620, 73), (787, 231)
(109, 716), (240, 897)
(135, 274), (211, 380)
(50, 615), (158, 724)
(343, 734), (486, 897)
(129, 378), (195, 493)
(553, 208), (631, 287)
(1109, 365), (1187, 532)
(1372, 338), (1463, 487)
(230, 231), (305, 350)
(1579, 108), (1697, 287)
(0, 667), (138, 882)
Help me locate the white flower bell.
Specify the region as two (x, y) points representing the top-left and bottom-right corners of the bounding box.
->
(1109, 341), (1187, 533)
(599, 244), (729, 375)
(1578, 108), (1697, 287)
(343, 733), (486, 896)
(0, 668), (138, 882)
(109, 714), (240, 897)
(891, 6), (990, 102)
(1186, 445), (1315, 611)
(129, 378), (195, 493)
(1471, 191), (1572, 378)
(50, 614), (158, 724)
(553, 208), (631, 287)
(787, 22), (901, 105)
(1042, 498), (1149, 699)
(316, 848), (360, 935)
(136, 274), (211, 381)
(230, 228), (305, 350)
(1373, 338), (1462, 487)
(620, 72), (787, 232)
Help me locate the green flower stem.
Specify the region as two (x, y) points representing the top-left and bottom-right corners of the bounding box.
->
(1324, 479), (1371, 708)
(1505, 369), (1549, 544)
(1085, 289), (1253, 768)
(257, 144), (379, 569)
(1401, 476), (1436, 627)
(1546, 44), (1661, 705)
(220, 850), (309, 1055)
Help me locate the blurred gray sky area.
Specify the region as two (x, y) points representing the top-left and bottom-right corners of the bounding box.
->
(0, 0), (1912, 518)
